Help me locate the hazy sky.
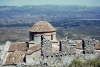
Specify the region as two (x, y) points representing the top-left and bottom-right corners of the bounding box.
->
(0, 0), (100, 6)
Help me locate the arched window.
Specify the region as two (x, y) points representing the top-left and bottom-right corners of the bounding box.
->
(41, 35), (44, 41)
(51, 35), (53, 40)
(31, 35), (34, 40)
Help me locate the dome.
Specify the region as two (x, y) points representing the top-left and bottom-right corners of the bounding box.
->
(29, 21), (56, 32)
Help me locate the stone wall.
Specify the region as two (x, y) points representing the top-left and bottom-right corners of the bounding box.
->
(40, 38), (77, 66)
(59, 40), (76, 55)
(1, 37), (100, 67)
(82, 37), (96, 54)
(29, 32), (57, 44)
(41, 38), (52, 58)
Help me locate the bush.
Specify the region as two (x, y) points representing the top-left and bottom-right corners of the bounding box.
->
(68, 58), (100, 67)
(68, 58), (84, 67)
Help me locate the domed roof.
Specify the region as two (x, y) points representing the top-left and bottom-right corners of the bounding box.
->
(29, 21), (56, 32)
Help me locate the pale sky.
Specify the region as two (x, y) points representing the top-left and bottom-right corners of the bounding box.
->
(0, 0), (100, 6)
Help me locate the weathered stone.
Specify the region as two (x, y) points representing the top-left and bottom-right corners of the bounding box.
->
(82, 37), (96, 54)
(41, 38), (52, 58)
(59, 40), (76, 55)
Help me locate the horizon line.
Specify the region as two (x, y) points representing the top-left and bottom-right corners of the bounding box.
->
(0, 4), (100, 7)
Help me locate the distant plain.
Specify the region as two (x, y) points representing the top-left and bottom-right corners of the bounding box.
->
(0, 5), (100, 45)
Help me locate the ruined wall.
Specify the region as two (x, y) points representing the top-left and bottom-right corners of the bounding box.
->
(40, 38), (77, 66)
(59, 40), (76, 55)
(41, 38), (52, 58)
(82, 37), (96, 54)
(1, 37), (99, 67)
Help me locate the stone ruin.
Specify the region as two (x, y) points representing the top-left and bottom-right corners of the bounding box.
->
(82, 37), (96, 54)
(59, 40), (76, 56)
(39, 37), (99, 67)
(40, 37), (77, 67)
(0, 37), (99, 67)
(41, 38), (53, 58)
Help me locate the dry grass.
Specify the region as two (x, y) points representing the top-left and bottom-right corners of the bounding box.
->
(0, 27), (29, 45)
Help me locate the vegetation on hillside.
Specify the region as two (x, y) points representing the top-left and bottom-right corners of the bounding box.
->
(68, 58), (100, 67)
(15, 58), (100, 67)
(0, 5), (100, 44)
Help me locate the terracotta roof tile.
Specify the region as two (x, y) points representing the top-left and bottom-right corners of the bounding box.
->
(27, 44), (41, 54)
(5, 50), (26, 65)
(29, 21), (56, 32)
(8, 42), (28, 52)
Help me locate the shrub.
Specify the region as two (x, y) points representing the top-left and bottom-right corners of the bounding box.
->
(68, 58), (100, 67)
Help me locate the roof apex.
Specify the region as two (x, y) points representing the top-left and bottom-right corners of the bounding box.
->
(29, 21), (56, 32)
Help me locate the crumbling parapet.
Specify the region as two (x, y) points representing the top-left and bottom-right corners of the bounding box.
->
(41, 38), (52, 58)
(40, 37), (64, 66)
(40, 37), (53, 66)
(59, 40), (76, 56)
(40, 37), (77, 66)
(82, 37), (96, 54)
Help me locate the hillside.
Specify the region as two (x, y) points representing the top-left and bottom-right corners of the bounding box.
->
(0, 5), (100, 27)
(0, 5), (100, 44)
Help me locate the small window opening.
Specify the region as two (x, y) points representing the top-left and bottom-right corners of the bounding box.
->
(31, 35), (34, 40)
(41, 35), (44, 41)
(51, 35), (53, 40)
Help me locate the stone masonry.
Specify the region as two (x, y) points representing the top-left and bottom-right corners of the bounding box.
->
(59, 40), (76, 55)
(82, 37), (96, 54)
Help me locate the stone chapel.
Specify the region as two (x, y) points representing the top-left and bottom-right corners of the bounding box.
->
(0, 21), (100, 67)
